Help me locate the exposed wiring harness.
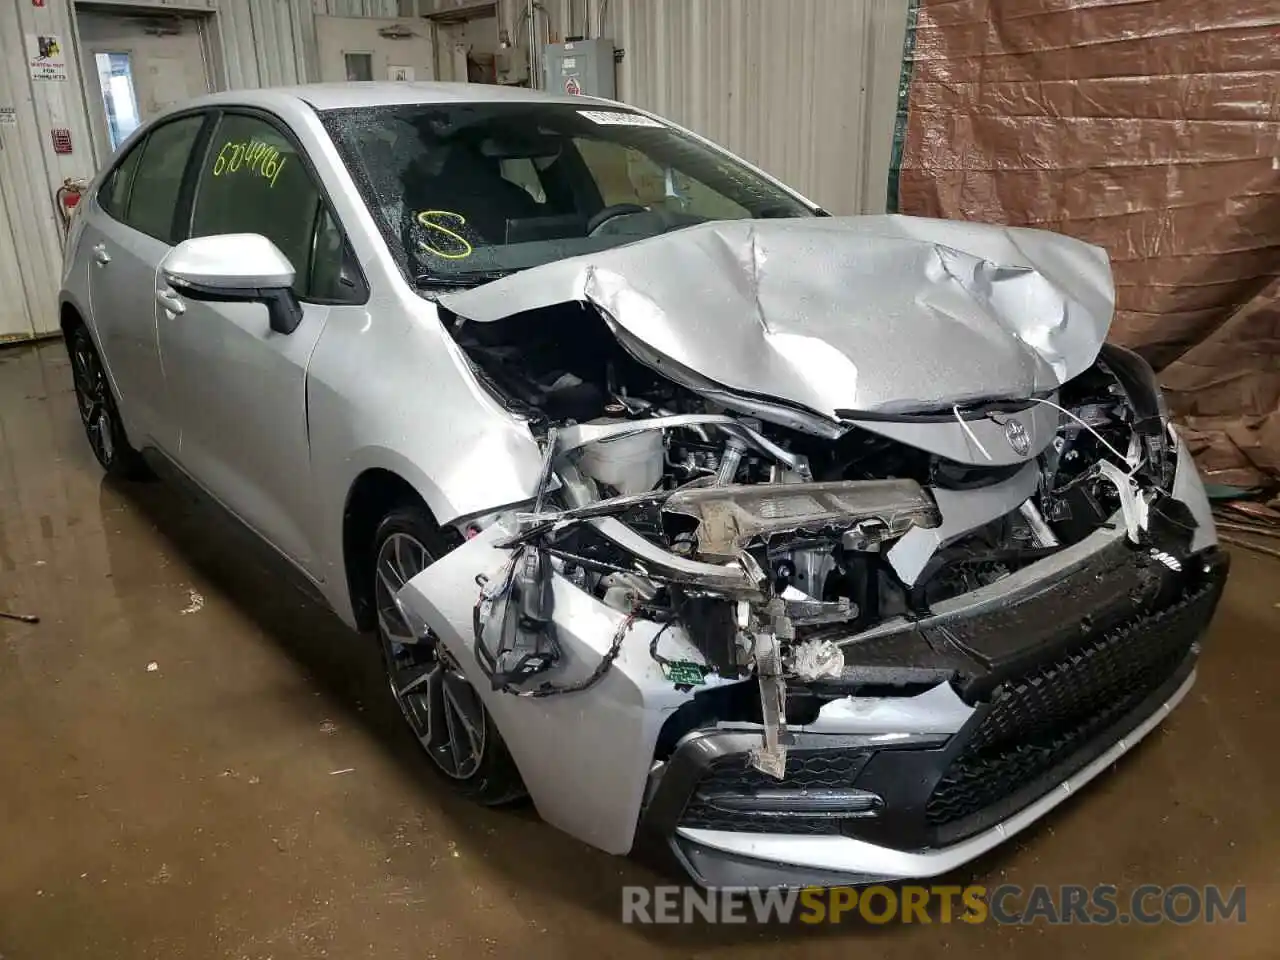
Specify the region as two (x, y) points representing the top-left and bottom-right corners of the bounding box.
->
(474, 429), (657, 699)
(515, 608), (638, 699)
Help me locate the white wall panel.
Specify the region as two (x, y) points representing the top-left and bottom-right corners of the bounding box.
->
(0, 0), (96, 340)
(0, 0), (907, 344)
(602, 0), (908, 217)
(314, 0), (402, 17)
(0, 0), (360, 343)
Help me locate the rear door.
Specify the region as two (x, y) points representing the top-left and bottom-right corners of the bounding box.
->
(155, 109), (367, 577)
(84, 113), (209, 453)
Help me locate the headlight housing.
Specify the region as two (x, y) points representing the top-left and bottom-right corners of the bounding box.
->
(1098, 343), (1174, 488)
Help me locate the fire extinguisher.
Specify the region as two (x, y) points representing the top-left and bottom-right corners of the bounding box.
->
(54, 177), (87, 235)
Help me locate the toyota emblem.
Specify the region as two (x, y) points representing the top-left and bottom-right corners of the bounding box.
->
(1005, 419), (1031, 456)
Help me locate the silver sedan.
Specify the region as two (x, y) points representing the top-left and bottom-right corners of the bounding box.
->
(60, 82), (1226, 889)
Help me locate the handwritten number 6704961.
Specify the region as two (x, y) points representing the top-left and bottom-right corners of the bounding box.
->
(211, 140), (287, 188)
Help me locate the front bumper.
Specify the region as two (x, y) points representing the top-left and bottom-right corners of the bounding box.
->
(637, 549), (1228, 889)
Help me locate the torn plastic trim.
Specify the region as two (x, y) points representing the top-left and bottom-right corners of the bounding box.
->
(887, 463), (1039, 586)
(499, 487), (681, 549)
(1169, 426), (1216, 554)
(662, 478), (938, 563)
(1097, 459), (1151, 544)
(586, 516), (770, 598)
(842, 513), (1131, 647)
(800, 681), (976, 736)
(749, 625), (788, 779)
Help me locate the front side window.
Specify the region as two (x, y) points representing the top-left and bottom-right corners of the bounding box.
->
(189, 113), (345, 300)
(320, 102), (813, 284)
(124, 114), (205, 243)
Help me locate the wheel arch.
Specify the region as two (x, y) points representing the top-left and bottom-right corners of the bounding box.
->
(60, 298), (86, 340)
(342, 467), (438, 632)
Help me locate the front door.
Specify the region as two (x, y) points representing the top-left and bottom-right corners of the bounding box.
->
(155, 111), (356, 578)
(77, 10), (211, 161)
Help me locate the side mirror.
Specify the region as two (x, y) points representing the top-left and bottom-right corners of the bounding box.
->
(161, 233), (304, 335)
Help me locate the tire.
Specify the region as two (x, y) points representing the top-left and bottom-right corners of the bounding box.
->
(67, 324), (149, 480)
(372, 503), (526, 805)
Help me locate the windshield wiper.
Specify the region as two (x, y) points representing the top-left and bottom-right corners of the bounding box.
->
(414, 270), (512, 290)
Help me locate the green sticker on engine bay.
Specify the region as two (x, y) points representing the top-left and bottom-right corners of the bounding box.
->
(663, 661), (707, 686)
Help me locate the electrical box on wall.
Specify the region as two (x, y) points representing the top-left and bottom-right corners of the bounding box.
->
(544, 39), (614, 99)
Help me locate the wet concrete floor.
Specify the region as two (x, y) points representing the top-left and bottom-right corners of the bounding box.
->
(0, 340), (1277, 958)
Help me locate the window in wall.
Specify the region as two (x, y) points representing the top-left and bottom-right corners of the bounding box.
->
(95, 52), (142, 151)
(344, 52), (373, 82)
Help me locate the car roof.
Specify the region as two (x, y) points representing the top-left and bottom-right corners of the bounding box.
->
(184, 81), (625, 113)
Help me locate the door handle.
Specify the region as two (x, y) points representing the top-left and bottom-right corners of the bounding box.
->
(92, 243), (111, 266)
(156, 287), (186, 315)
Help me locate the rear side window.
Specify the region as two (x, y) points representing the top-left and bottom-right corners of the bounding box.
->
(98, 143), (143, 219)
(125, 115), (205, 243)
(190, 112), (354, 301)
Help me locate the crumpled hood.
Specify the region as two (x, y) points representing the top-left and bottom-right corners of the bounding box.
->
(439, 215), (1115, 417)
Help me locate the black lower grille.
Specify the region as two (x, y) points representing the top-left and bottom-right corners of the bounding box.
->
(679, 750), (872, 834)
(925, 579), (1221, 829)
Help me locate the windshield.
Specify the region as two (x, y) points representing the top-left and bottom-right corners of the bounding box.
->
(320, 102), (815, 283)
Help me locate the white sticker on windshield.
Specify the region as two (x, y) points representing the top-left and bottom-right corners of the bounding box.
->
(577, 109), (665, 128)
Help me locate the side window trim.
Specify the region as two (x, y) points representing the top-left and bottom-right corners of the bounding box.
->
(172, 110), (220, 244)
(192, 106), (369, 305)
(97, 141), (144, 220)
(306, 204), (369, 307)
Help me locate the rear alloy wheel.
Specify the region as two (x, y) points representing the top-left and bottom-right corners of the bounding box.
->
(372, 506), (525, 804)
(67, 325), (148, 479)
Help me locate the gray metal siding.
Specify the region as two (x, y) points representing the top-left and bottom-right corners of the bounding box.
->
(603, 0), (908, 217)
(315, 0), (403, 16)
(0, 0), (355, 340)
(0, 0), (93, 339)
(0, 0), (907, 341)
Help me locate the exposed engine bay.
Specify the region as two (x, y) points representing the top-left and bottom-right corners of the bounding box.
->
(382, 216), (1225, 876)
(435, 298), (1195, 778)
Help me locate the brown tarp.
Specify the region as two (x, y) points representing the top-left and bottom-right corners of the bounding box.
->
(893, 0), (1280, 492)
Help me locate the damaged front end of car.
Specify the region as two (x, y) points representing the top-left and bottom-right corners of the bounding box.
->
(395, 216), (1228, 888)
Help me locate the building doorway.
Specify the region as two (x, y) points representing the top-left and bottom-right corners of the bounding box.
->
(429, 4), (499, 84)
(76, 8), (212, 160)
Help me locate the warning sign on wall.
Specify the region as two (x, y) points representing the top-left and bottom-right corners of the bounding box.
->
(27, 34), (68, 82)
(564, 75), (582, 96)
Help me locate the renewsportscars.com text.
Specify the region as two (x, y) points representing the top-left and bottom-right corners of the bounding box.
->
(622, 883), (1247, 925)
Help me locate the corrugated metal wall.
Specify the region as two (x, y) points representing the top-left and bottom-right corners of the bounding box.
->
(0, 0), (407, 341)
(0, 0), (95, 341)
(522, 0), (908, 214)
(602, 0), (908, 216)
(0, 0), (907, 341)
(318, 0), (402, 15)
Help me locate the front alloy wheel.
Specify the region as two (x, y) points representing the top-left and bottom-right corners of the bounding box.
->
(371, 506), (524, 804)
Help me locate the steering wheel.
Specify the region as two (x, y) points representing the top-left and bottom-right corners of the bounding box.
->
(586, 203), (649, 235)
